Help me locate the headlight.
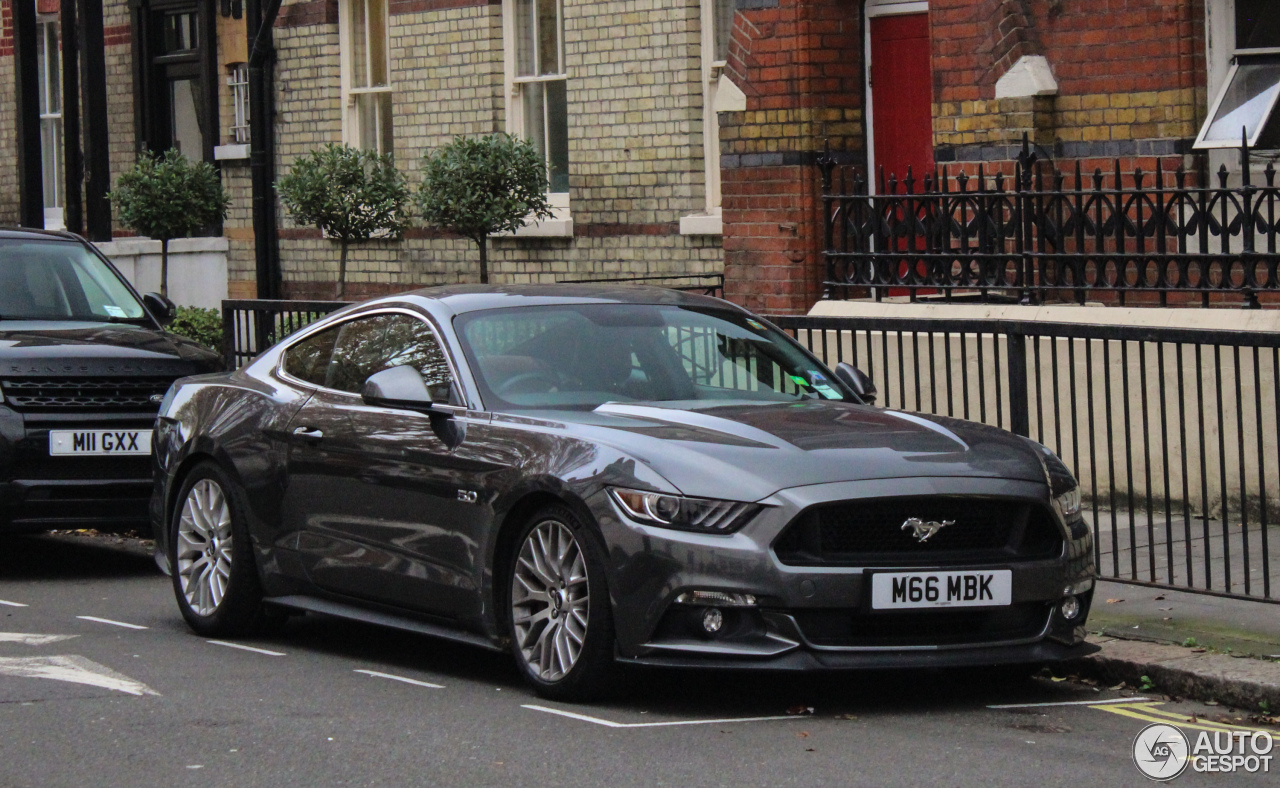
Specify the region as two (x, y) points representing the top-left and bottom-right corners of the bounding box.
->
(608, 487), (760, 534)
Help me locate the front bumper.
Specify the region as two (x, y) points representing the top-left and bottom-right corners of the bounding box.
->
(591, 476), (1096, 667)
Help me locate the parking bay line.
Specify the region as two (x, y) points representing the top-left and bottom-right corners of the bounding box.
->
(76, 616), (148, 630)
(206, 641), (286, 656)
(988, 696), (1154, 709)
(353, 669), (444, 689)
(523, 704), (800, 728)
(0, 600), (29, 607)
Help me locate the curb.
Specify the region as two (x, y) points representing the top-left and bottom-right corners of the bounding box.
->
(1064, 636), (1280, 712)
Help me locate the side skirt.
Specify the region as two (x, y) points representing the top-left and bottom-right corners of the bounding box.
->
(265, 594), (504, 653)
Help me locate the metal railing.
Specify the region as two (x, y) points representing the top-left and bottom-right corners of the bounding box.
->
(820, 138), (1280, 308)
(556, 273), (725, 298)
(769, 312), (1280, 603)
(221, 299), (350, 371)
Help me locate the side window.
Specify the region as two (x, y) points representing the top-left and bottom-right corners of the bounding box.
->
(380, 316), (454, 400)
(319, 312), (454, 396)
(283, 326), (340, 386)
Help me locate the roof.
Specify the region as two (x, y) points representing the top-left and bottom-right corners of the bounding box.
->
(0, 227), (85, 243)
(386, 284), (733, 315)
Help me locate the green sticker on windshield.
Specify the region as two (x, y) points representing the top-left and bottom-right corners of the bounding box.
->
(789, 375), (809, 387)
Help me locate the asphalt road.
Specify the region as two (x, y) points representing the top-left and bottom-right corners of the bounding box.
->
(0, 532), (1275, 788)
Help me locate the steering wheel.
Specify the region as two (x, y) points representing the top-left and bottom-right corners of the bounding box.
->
(495, 370), (562, 396)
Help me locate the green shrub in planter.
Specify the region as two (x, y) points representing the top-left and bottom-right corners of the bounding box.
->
(168, 306), (223, 353)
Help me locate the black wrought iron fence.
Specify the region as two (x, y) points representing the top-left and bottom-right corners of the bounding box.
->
(769, 313), (1280, 604)
(221, 299), (350, 371)
(821, 138), (1280, 307)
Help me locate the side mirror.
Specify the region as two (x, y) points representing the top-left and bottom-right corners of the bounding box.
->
(143, 292), (177, 326)
(361, 365), (455, 410)
(835, 362), (877, 406)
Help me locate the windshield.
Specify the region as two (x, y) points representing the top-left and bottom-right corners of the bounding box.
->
(456, 303), (851, 411)
(0, 239), (146, 321)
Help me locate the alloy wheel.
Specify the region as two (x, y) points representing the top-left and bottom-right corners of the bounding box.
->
(175, 479), (234, 616)
(511, 519), (590, 682)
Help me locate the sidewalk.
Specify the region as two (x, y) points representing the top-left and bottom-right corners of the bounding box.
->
(1065, 579), (1280, 712)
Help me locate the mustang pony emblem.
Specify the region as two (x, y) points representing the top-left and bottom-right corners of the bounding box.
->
(901, 517), (955, 543)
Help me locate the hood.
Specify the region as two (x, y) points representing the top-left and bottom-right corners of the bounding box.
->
(551, 399), (1047, 501)
(0, 321), (221, 376)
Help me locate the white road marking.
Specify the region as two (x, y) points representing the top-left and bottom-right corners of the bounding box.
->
(523, 704), (799, 728)
(0, 600), (28, 608)
(0, 655), (158, 696)
(76, 616), (148, 630)
(0, 633), (78, 646)
(988, 696), (1154, 709)
(206, 640), (286, 656)
(353, 669), (443, 689)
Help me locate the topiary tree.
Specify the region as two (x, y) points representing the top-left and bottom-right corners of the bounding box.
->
(109, 149), (230, 298)
(417, 134), (554, 284)
(277, 143), (410, 299)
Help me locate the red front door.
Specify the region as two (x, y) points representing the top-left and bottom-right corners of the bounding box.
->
(870, 13), (934, 187)
(870, 12), (934, 296)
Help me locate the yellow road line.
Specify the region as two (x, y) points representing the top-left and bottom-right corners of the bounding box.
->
(1090, 702), (1272, 734)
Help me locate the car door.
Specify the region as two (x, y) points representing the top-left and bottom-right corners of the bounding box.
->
(284, 309), (498, 619)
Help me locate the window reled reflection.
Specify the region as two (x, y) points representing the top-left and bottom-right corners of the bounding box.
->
(458, 304), (849, 410)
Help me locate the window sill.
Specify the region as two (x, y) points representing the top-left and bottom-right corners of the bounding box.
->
(214, 144), (250, 161)
(679, 213), (723, 236)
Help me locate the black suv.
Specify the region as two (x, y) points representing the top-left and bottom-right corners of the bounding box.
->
(0, 228), (221, 533)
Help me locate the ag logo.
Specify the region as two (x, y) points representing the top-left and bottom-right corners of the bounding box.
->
(1133, 722), (1190, 781)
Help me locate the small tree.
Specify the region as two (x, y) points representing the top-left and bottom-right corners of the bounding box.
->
(109, 149), (230, 298)
(277, 143), (410, 299)
(417, 134), (554, 284)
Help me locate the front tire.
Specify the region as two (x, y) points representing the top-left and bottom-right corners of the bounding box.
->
(169, 462), (268, 637)
(508, 505), (616, 701)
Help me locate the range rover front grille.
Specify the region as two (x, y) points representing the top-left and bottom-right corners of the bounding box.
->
(772, 496), (1063, 567)
(1, 377), (175, 412)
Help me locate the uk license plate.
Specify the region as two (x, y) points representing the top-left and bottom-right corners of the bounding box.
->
(49, 429), (152, 456)
(871, 569), (1012, 610)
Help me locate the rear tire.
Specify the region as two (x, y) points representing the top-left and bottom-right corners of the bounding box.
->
(508, 504), (616, 702)
(169, 462), (269, 637)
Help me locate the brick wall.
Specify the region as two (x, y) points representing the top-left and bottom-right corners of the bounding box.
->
(719, 0), (864, 314)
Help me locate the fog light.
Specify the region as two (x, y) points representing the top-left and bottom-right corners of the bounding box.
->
(675, 590), (757, 607)
(701, 607), (724, 634)
(1060, 595), (1081, 620)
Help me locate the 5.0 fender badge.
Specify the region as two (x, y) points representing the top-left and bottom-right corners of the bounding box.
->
(901, 517), (954, 543)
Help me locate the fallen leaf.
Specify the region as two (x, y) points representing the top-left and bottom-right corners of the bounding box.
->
(1205, 700), (1220, 706)
(835, 714), (858, 720)
(797, 731), (810, 739)
(787, 705), (815, 716)
(1154, 595), (1166, 601)
(805, 748), (816, 752)
(1105, 598), (1124, 604)
(1158, 607), (1173, 611)
(1050, 676), (1067, 682)
(1109, 683), (1126, 691)
(1192, 648), (1207, 653)
(1162, 617), (1172, 621)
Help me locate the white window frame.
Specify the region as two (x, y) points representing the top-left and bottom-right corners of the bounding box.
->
(501, 0), (572, 236)
(681, 0), (737, 236)
(37, 12), (64, 230)
(1196, 0), (1280, 151)
(339, 0), (394, 155)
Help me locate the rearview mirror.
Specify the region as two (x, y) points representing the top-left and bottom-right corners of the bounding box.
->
(143, 292), (177, 326)
(834, 362), (877, 406)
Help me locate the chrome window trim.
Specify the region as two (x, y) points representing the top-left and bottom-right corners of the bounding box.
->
(275, 306), (466, 403)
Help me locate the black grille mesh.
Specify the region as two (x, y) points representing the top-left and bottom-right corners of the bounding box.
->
(793, 604), (1050, 647)
(2, 377), (175, 411)
(773, 496), (1063, 566)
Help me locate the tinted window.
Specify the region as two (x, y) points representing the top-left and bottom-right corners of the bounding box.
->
(456, 304), (849, 410)
(317, 312), (453, 396)
(283, 326), (339, 386)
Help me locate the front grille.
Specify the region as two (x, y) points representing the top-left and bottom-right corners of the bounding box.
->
(791, 604), (1050, 648)
(773, 496), (1064, 566)
(1, 377), (175, 412)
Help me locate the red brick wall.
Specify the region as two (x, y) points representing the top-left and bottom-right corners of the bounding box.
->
(720, 0), (864, 314)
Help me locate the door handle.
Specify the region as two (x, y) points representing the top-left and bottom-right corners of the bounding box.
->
(292, 426), (324, 440)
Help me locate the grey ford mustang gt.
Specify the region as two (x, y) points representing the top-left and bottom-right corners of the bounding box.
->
(151, 285), (1096, 700)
